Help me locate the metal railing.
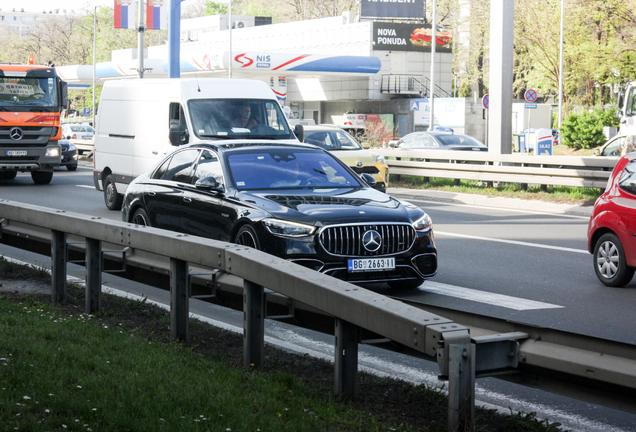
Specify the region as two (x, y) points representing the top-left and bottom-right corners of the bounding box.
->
(380, 74), (452, 98)
(375, 149), (620, 189)
(1, 200), (636, 430)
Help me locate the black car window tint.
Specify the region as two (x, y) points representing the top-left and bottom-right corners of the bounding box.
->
(192, 150), (223, 185)
(305, 132), (330, 149)
(152, 157), (171, 180)
(161, 149), (199, 183)
(618, 161), (636, 195)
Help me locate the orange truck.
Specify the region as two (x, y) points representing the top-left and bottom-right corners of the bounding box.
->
(0, 61), (68, 184)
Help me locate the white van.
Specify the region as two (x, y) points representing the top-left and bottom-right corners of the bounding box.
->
(93, 78), (298, 210)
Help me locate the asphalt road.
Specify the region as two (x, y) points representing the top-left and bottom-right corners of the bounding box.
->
(2, 165), (636, 431)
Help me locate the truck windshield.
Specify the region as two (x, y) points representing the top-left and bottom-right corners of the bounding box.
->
(0, 76), (58, 108)
(188, 99), (294, 141)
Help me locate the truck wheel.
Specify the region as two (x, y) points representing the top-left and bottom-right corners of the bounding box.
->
(104, 174), (123, 210)
(3, 170), (17, 180)
(31, 171), (53, 184)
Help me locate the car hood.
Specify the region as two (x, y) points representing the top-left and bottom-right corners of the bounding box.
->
(236, 187), (413, 225)
(329, 149), (379, 165)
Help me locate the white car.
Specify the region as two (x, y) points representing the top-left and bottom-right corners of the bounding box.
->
(62, 123), (94, 140)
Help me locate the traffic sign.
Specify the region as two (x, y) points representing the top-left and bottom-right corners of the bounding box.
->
(410, 100), (420, 111)
(482, 94), (489, 109)
(524, 89), (538, 103)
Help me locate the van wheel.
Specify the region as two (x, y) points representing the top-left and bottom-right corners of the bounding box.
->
(104, 174), (123, 210)
(31, 171), (53, 184)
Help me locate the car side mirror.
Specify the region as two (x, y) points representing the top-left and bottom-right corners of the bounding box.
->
(361, 142), (371, 149)
(169, 123), (189, 146)
(294, 124), (304, 142)
(360, 173), (376, 187)
(195, 177), (225, 194)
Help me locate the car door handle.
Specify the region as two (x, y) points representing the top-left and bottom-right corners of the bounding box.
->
(148, 191), (156, 196)
(183, 197), (192, 203)
(152, 150), (158, 155)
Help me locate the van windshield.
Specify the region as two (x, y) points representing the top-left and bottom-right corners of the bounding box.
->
(188, 99), (295, 141)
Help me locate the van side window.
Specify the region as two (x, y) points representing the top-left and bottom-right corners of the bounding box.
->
(169, 103), (187, 131)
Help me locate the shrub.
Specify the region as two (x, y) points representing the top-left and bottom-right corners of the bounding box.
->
(360, 120), (395, 148)
(561, 107), (618, 149)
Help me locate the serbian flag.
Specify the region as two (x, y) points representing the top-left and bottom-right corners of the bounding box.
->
(146, 0), (168, 30)
(114, 0), (136, 29)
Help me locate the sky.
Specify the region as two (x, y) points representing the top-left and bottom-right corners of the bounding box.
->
(2, 0), (197, 15)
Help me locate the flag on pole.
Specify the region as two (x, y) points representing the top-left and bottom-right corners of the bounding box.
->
(146, 0), (168, 30)
(114, 0), (137, 29)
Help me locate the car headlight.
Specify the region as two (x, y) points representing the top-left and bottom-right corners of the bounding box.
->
(376, 154), (386, 165)
(412, 213), (432, 232)
(263, 218), (316, 237)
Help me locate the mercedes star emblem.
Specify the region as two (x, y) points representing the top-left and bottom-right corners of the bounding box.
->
(362, 229), (382, 252)
(9, 127), (23, 141)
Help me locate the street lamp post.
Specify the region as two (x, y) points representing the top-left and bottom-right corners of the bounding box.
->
(557, 0), (565, 131)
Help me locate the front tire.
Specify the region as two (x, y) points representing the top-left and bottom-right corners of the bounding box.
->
(31, 171), (53, 184)
(234, 225), (261, 249)
(67, 164), (78, 171)
(104, 174), (123, 211)
(594, 233), (635, 287)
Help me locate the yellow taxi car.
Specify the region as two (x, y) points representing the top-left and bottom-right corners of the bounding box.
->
(301, 124), (389, 192)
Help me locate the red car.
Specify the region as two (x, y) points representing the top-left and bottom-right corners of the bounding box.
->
(587, 152), (636, 287)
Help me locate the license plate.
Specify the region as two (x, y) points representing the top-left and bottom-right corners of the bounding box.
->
(348, 257), (395, 272)
(6, 151), (27, 156)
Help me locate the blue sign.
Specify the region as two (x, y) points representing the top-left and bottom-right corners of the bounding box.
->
(525, 102), (537, 109)
(410, 100), (420, 111)
(83, 107), (91, 116)
(482, 94), (489, 109)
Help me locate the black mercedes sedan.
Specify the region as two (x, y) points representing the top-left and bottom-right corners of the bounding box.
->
(122, 141), (437, 289)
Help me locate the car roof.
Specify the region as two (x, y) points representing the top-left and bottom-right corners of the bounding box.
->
(175, 140), (320, 153)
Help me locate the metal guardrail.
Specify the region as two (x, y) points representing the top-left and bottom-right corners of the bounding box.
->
(1, 200), (636, 429)
(71, 139), (94, 157)
(376, 149), (620, 189)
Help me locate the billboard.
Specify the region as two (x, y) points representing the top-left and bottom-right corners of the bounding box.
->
(361, 0), (424, 20)
(372, 22), (453, 53)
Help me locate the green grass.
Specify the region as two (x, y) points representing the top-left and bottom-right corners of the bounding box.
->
(389, 175), (602, 205)
(0, 296), (398, 432)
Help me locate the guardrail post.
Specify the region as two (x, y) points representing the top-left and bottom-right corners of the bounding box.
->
(243, 280), (265, 368)
(334, 318), (359, 399)
(85, 238), (102, 314)
(51, 229), (67, 303)
(170, 258), (190, 342)
(445, 331), (475, 432)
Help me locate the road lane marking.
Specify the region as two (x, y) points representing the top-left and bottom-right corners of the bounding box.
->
(76, 185), (96, 189)
(435, 230), (589, 254)
(408, 198), (591, 220)
(420, 281), (564, 310)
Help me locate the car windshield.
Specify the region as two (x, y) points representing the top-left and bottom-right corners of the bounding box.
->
(227, 148), (362, 190)
(304, 130), (362, 151)
(435, 134), (484, 147)
(70, 125), (94, 133)
(188, 99), (294, 140)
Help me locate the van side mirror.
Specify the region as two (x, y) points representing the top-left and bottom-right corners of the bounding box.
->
(169, 123), (189, 146)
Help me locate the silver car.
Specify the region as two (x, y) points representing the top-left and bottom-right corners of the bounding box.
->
(61, 124), (94, 140)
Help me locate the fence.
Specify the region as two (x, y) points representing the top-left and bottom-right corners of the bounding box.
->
(1, 200), (636, 431)
(375, 149), (619, 189)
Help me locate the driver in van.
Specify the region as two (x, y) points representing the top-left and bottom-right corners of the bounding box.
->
(231, 102), (258, 128)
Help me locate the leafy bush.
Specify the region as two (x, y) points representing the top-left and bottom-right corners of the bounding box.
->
(561, 107), (618, 149)
(360, 120), (395, 148)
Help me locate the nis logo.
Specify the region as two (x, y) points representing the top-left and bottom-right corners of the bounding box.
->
(235, 54), (271, 68)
